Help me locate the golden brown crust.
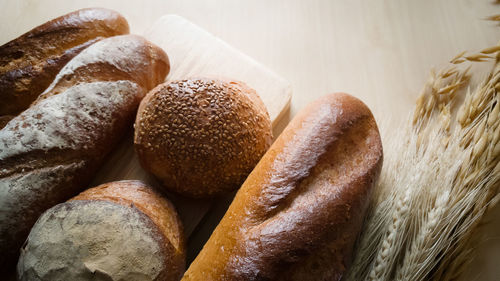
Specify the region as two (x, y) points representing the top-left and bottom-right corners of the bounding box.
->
(34, 35), (170, 104)
(0, 115), (13, 129)
(71, 180), (185, 280)
(182, 93), (383, 280)
(134, 78), (272, 197)
(0, 8), (130, 117)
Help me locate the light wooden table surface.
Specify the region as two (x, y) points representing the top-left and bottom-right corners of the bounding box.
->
(1, 0), (499, 280)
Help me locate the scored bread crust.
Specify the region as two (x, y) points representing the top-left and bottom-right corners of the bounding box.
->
(0, 8), (130, 120)
(182, 93), (383, 280)
(0, 35), (169, 273)
(134, 77), (272, 197)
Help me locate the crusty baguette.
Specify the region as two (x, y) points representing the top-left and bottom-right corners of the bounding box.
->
(182, 93), (383, 281)
(0, 8), (129, 124)
(17, 180), (185, 281)
(0, 34), (169, 273)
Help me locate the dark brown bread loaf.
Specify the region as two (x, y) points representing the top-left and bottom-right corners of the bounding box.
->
(0, 8), (130, 125)
(134, 78), (273, 197)
(17, 180), (185, 281)
(182, 93), (383, 280)
(0, 34), (169, 273)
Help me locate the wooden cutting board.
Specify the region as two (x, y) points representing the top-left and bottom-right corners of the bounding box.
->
(91, 15), (292, 237)
(144, 15), (292, 126)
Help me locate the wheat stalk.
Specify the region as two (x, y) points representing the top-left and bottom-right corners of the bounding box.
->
(346, 60), (470, 281)
(345, 46), (500, 281)
(431, 61), (500, 281)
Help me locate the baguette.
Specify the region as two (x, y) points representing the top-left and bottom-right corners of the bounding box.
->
(182, 93), (383, 280)
(0, 34), (169, 273)
(17, 180), (185, 281)
(0, 8), (130, 124)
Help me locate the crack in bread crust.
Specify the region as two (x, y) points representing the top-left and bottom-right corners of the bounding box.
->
(0, 8), (130, 116)
(182, 93), (383, 281)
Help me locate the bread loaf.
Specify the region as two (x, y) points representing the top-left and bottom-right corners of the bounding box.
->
(17, 180), (185, 281)
(134, 78), (272, 197)
(0, 8), (129, 124)
(182, 93), (383, 280)
(0, 34), (169, 273)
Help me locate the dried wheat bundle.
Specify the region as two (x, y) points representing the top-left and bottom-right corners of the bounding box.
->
(345, 46), (500, 281)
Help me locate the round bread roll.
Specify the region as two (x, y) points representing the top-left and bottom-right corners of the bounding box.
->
(17, 180), (185, 281)
(134, 78), (273, 197)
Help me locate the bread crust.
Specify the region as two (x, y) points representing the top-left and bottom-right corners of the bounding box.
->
(0, 8), (130, 120)
(0, 35), (168, 273)
(70, 180), (186, 278)
(182, 93), (383, 280)
(17, 181), (184, 281)
(134, 78), (272, 197)
(17, 200), (175, 281)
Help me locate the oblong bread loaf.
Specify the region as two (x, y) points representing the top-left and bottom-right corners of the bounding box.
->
(0, 8), (130, 125)
(182, 93), (383, 280)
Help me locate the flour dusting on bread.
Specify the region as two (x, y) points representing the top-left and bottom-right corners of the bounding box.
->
(45, 36), (147, 91)
(17, 201), (165, 281)
(0, 81), (139, 159)
(0, 33), (169, 272)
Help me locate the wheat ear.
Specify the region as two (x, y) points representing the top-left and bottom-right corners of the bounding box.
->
(345, 46), (499, 281)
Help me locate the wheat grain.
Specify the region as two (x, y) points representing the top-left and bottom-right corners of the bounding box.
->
(367, 188), (411, 281)
(394, 189), (452, 281)
(486, 14), (500, 22)
(451, 51), (467, 63)
(465, 54), (492, 62)
(481, 45), (500, 54)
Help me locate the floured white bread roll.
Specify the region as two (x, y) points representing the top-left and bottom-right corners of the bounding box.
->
(17, 180), (185, 281)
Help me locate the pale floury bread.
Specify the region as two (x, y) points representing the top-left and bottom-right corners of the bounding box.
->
(0, 34), (169, 272)
(134, 78), (273, 197)
(17, 180), (185, 281)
